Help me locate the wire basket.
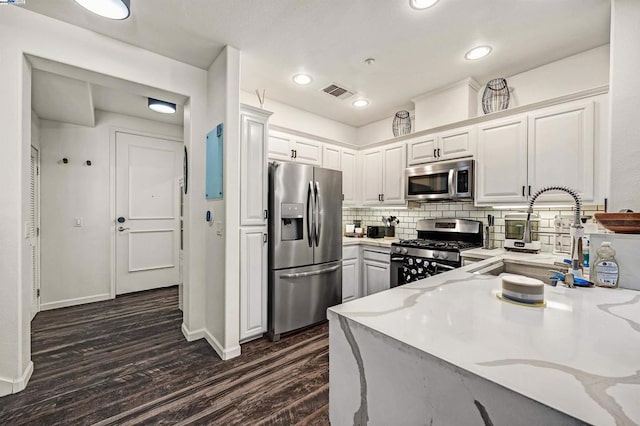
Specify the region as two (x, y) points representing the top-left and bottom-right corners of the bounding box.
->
(392, 110), (412, 137)
(482, 78), (510, 114)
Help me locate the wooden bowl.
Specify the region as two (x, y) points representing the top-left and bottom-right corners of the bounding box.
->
(594, 212), (640, 233)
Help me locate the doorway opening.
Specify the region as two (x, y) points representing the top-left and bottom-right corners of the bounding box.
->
(28, 55), (189, 331)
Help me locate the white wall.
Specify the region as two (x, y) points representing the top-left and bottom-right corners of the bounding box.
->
(240, 90), (357, 145)
(356, 46), (610, 147)
(479, 45), (610, 114)
(0, 7), (209, 396)
(38, 112), (182, 311)
(413, 79), (480, 132)
(609, 1), (640, 211)
(205, 47), (242, 360)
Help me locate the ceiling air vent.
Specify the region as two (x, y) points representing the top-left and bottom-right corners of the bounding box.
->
(321, 83), (355, 100)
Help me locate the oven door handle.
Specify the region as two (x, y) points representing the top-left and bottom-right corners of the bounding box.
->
(433, 262), (455, 271)
(391, 256), (405, 262)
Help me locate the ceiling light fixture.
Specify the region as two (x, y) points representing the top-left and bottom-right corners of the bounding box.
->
(292, 74), (313, 85)
(409, 0), (440, 10)
(74, 0), (131, 20)
(148, 98), (176, 114)
(352, 99), (369, 108)
(465, 45), (492, 60)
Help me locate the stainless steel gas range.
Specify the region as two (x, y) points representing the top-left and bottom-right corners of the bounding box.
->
(390, 218), (483, 287)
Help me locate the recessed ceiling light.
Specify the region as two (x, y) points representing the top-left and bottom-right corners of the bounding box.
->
(148, 98), (176, 114)
(465, 45), (492, 60)
(409, 0), (440, 10)
(352, 99), (369, 108)
(74, 0), (131, 20)
(292, 74), (313, 85)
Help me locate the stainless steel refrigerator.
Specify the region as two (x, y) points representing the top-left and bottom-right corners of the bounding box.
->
(268, 161), (342, 341)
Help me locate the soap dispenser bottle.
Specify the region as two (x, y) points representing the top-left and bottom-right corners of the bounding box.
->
(593, 242), (619, 288)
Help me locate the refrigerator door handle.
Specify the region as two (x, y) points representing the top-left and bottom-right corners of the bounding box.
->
(314, 181), (320, 247)
(280, 264), (341, 278)
(307, 181), (314, 247)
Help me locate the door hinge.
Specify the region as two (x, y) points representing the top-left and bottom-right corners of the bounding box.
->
(37, 289), (40, 298)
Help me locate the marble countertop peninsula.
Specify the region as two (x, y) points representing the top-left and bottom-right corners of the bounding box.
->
(329, 259), (640, 425)
(342, 236), (398, 248)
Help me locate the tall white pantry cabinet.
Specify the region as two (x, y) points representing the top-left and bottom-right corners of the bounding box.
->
(239, 104), (273, 342)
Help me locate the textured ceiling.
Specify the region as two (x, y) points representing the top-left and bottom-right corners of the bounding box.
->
(22, 0), (611, 127)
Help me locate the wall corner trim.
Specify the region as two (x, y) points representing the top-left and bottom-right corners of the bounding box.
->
(181, 323), (242, 361)
(0, 360), (34, 397)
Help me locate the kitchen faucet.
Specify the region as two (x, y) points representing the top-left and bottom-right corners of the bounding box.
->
(523, 186), (583, 287)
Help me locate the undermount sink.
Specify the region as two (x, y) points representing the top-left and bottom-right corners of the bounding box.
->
(471, 260), (553, 284)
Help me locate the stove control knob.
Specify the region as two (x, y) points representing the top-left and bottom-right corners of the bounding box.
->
(394, 247), (400, 253)
(401, 248), (408, 255)
(438, 252), (448, 260)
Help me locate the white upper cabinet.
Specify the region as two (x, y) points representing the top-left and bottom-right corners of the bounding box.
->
(362, 143), (405, 205)
(341, 148), (358, 206)
(527, 101), (595, 203)
(406, 135), (437, 165)
(268, 130), (322, 166)
(240, 105), (271, 226)
(382, 143), (406, 204)
(476, 116), (528, 204)
(475, 100), (596, 205)
(362, 149), (384, 204)
(323, 144), (341, 171)
(438, 127), (475, 160)
(407, 127), (474, 165)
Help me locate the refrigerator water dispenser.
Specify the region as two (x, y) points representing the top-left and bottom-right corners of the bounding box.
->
(281, 203), (304, 241)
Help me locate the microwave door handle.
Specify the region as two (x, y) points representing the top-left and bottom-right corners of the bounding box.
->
(314, 181), (320, 247)
(307, 181), (314, 247)
(448, 169), (455, 198)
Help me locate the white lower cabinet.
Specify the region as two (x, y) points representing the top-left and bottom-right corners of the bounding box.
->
(342, 246), (360, 302)
(362, 248), (390, 296)
(240, 227), (268, 341)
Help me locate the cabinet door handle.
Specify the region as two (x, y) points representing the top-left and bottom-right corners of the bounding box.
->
(433, 148), (437, 158)
(522, 186), (525, 196)
(263, 233), (268, 244)
(381, 194), (385, 202)
(437, 148), (441, 157)
(263, 209), (268, 220)
(528, 185), (532, 196)
(293, 149), (297, 159)
(291, 149), (295, 159)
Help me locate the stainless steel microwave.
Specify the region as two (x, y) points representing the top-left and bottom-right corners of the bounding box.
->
(405, 158), (474, 201)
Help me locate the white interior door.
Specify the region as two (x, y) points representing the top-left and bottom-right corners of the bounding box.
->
(29, 146), (40, 319)
(116, 132), (182, 295)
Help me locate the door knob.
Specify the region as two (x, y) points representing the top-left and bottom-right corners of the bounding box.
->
(118, 226), (130, 232)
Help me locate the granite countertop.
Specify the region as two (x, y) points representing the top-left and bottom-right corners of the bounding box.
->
(342, 236), (398, 248)
(329, 261), (640, 425)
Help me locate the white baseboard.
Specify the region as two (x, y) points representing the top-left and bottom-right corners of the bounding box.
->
(181, 323), (241, 361)
(0, 361), (34, 397)
(40, 293), (111, 311)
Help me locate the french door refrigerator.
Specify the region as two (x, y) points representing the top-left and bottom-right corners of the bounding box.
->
(268, 161), (342, 341)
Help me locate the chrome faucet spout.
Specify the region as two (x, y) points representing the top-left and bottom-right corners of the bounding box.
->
(523, 186), (584, 286)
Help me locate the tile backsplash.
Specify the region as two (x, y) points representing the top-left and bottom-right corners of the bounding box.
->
(343, 202), (605, 253)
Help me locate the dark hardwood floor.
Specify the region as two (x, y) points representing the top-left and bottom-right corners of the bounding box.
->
(0, 287), (330, 425)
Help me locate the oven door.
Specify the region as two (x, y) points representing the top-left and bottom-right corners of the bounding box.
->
(390, 253), (405, 288)
(392, 254), (459, 286)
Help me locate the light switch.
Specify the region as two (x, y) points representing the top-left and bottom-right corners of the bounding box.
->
(216, 221), (223, 236)
(74, 217), (83, 227)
